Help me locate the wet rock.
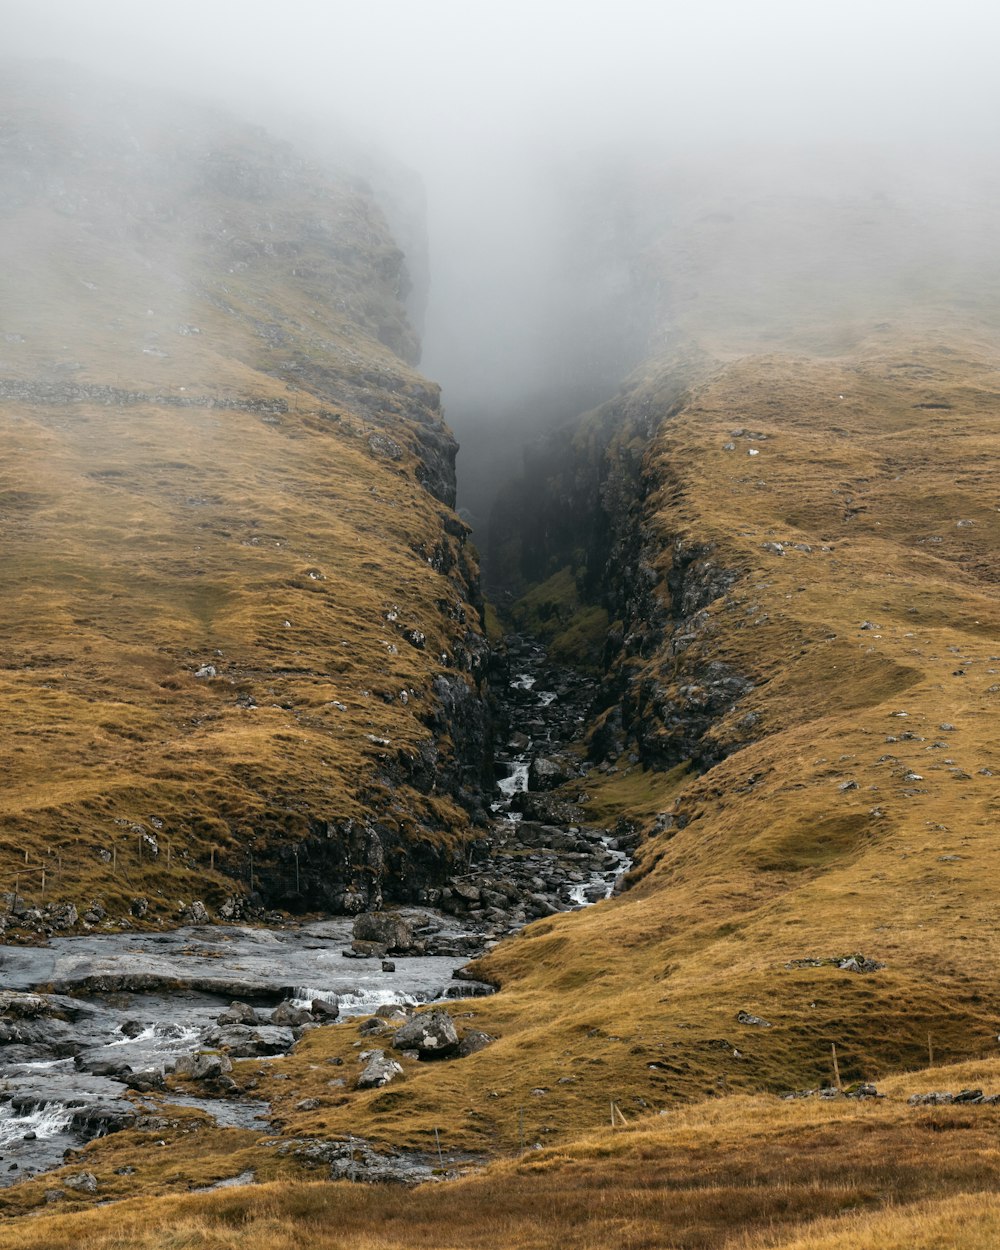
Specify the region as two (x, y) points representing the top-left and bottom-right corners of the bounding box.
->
(75, 1056), (133, 1078)
(174, 1051), (233, 1082)
(123, 1069), (165, 1093)
(528, 757), (573, 791)
(356, 1049), (403, 1090)
(311, 998), (340, 1021)
(381, 960), (396, 972)
(205, 1025), (295, 1058)
(217, 1001), (260, 1026)
(347, 939), (388, 959)
(391, 1009), (459, 1059)
(271, 1000), (313, 1028)
(352, 912), (415, 952)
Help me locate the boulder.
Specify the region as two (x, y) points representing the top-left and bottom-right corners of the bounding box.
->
(457, 1029), (495, 1058)
(217, 1001), (260, 1026)
(206, 1025), (295, 1057)
(63, 1171), (98, 1193)
(183, 900), (210, 924)
(528, 757), (572, 791)
(311, 998), (340, 1021)
(271, 1000), (313, 1027)
(175, 1051), (233, 1081)
(356, 1049), (403, 1090)
(352, 912), (415, 952)
(391, 1010), (459, 1059)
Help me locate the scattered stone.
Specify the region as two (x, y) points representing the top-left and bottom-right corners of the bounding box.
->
(457, 1029), (495, 1057)
(271, 1000), (312, 1028)
(392, 1010), (460, 1059)
(183, 900), (210, 924)
(217, 1001), (260, 1026)
(736, 1010), (772, 1028)
(356, 1050), (403, 1090)
(311, 998), (340, 1021)
(63, 1171), (98, 1194)
(352, 912), (414, 952)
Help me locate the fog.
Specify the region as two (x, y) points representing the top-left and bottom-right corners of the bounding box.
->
(6, 0), (1000, 526)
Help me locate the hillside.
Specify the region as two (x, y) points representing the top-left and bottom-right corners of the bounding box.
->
(2, 62), (1000, 1250)
(0, 62), (490, 926)
(4, 324), (1000, 1245)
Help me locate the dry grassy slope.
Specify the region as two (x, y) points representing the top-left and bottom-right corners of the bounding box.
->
(0, 66), (486, 919)
(218, 329), (1000, 1151)
(18, 327), (998, 1232)
(5, 1068), (1000, 1246)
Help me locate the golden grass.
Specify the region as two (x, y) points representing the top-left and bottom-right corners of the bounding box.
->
(6, 1088), (1000, 1248)
(0, 97), (483, 917)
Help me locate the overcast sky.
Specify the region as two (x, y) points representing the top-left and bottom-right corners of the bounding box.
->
(6, 1), (1000, 519)
(7, 0), (1000, 163)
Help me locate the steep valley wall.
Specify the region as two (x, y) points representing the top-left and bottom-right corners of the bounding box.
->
(0, 63), (495, 929)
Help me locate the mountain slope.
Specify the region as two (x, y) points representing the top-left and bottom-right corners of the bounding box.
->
(0, 62), (489, 925)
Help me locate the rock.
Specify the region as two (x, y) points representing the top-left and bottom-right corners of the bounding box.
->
(352, 912), (415, 952)
(349, 939), (388, 959)
(124, 1069), (166, 1093)
(529, 757), (572, 791)
(44, 1189), (66, 1204)
(909, 1091), (954, 1105)
(381, 960), (396, 972)
(356, 1049), (403, 1090)
(375, 1004), (411, 1025)
(451, 882), (481, 905)
(183, 900), (210, 924)
(206, 1025), (295, 1057)
(63, 1171), (98, 1194)
(838, 954), (885, 973)
(311, 998), (340, 1021)
(295, 1098), (320, 1111)
(736, 1010), (772, 1028)
(457, 1029), (495, 1057)
(953, 1088), (984, 1103)
(271, 1000), (313, 1027)
(217, 1001), (260, 1026)
(76, 1057), (133, 1078)
(130, 897), (149, 918)
(46, 903), (78, 930)
(175, 1051), (233, 1081)
(359, 1017), (391, 1036)
(391, 1010), (459, 1059)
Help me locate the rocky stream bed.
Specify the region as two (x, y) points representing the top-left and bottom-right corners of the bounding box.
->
(0, 636), (632, 1188)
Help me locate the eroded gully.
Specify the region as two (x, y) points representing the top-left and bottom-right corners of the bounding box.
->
(0, 634), (633, 1186)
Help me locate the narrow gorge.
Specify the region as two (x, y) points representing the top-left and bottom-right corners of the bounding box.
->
(3, 35), (1000, 1250)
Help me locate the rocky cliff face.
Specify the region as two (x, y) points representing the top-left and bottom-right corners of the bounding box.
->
(0, 62), (493, 927)
(489, 361), (756, 780)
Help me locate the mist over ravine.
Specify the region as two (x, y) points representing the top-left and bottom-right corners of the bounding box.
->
(5, 0), (1000, 535)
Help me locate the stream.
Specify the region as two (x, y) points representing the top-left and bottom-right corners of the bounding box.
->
(0, 635), (632, 1187)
